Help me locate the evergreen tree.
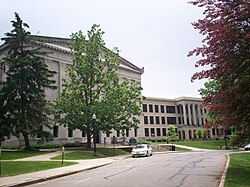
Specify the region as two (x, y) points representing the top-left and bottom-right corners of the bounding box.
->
(49, 25), (142, 148)
(0, 13), (56, 149)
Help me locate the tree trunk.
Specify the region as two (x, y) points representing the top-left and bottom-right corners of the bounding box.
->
(23, 132), (31, 150)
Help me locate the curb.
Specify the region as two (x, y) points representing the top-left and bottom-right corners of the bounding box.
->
(4, 156), (131, 187)
(219, 153), (230, 187)
(4, 163), (110, 187)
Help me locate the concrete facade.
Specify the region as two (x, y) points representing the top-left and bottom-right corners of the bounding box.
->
(0, 35), (219, 147)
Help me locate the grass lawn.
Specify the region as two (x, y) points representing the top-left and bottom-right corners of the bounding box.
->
(0, 161), (78, 177)
(0, 151), (51, 160)
(172, 140), (225, 150)
(224, 152), (250, 187)
(51, 148), (130, 160)
(175, 147), (191, 152)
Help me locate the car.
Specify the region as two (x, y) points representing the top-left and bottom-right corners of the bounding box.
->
(244, 144), (250, 151)
(131, 144), (153, 158)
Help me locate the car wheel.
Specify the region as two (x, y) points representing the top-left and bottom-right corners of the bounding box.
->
(132, 155), (135, 158)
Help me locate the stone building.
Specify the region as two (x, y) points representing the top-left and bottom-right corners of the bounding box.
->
(0, 35), (219, 147)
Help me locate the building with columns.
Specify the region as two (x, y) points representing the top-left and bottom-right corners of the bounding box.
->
(0, 35), (220, 147)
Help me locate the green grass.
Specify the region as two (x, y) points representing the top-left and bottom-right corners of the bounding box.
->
(172, 140), (225, 150)
(0, 161), (78, 177)
(224, 152), (250, 187)
(175, 147), (191, 152)
(51, 148), (130, 160)
(0, 151), (51, 160)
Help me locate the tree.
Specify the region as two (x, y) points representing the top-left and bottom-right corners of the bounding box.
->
(0, 13), (56, 150)
(167, 125), (179, 144)
(49, 25), (142, 149)
(188, 0), (250, 140)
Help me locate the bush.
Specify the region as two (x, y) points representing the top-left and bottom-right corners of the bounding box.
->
(31, 144), (61, 149)
(63, 142), (82, 147)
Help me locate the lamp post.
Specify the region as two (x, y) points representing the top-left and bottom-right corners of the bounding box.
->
(92, 113), (97, 156)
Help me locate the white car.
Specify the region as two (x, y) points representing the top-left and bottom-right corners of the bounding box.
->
(131, 144), (153, 157)
(244, 144), (250, 151)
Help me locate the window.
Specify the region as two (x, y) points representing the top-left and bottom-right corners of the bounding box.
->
(167, 117), (177, 124)
(166, 106), (176, 113)
(144, 116), (148, 124)
(161, 116), (166, 124)
(143, 104), (147, 112)
(157, 128), (161, 136)
(155, 105), (159, 113)
(178, 117), (182, 124)
(162, 128), (167, 136)
(117, 130), (120, 137)
(82, 130), (86, 137)
(126, 129), (129, 137)
(134, 128), (138, 137)
(156, 116), (160, 124)
(149, 104), (153, 112)
(106, 132), (110, 137)
(53, 126), (59, 138)
(151, 128), (155, 136)
(150, 116), (154, 124)
(37, 126), (43, 138)
(145, 128), (149, 137)
(68, 129), (73, 138)
(177, 105), (181, 114)
(160, 105), (165, 113)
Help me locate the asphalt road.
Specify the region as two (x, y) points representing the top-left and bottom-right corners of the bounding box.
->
(29, 150), (229, 187)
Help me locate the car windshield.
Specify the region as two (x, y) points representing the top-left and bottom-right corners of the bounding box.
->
(134, 145), (146, 149)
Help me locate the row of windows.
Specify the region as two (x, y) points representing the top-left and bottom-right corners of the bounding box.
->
(143, 104), (207, 115)
(143, 104), (176, 113)
(144, 127), (177, 137)
(144, 116), (177, 125)
(53, 126), (138, 138)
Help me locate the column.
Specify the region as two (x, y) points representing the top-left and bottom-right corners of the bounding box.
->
(202, 108), (206, 125)
(188, 104), (192, 125)
(182, 104), (187, 125)
(192, 104), (197, 126)
(198, 105), (202, 126)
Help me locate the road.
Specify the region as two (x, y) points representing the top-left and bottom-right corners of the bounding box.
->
(29, 150), (229, 187)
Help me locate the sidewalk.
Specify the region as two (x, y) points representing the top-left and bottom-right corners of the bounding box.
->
(0, 151), (129, 187)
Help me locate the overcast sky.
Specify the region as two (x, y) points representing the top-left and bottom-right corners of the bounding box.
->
(0, 0), (207, 99)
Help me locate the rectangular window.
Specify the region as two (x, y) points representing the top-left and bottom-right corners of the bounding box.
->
(178, 117), (182, 124)
(177, 105), (181, 114)
(144, 116), (148, 124)
(157, 128), (161, 136)
(162, 128), (167, 136)
(167, 117), (177, 124)
(151, 128), (155, 136)
(117, 130), (120, 137)
(143, 104), (147, 112)
(134, 128), (138, 137)
(161, 116), (166, 124)
(149, 104), (153, 112)
(106, 132), (110, 137)
(155, 105), (159, 113)
(126, 129), (129, 137)
(160, 105), (165, 113)
(82, 130), (86, 137)
(166, 106), (176, 113)
(156, 116), (160, 124)
(53, 126), (59, 138)
(150, 116), (154, 124)
(145, 128), (149, 137)
(68, 129), (73, 138)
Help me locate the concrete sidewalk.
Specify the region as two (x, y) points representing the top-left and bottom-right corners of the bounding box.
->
(0, 151), (129, 187)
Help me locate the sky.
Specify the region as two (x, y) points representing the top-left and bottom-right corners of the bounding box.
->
(0, 0), (207, 99)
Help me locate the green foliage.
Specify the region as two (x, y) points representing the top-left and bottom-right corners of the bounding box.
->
(49, 24), (142, 148)
(0, 13), (56, 150)
(30, 144), (61, 150)
(167, 125), (179, 143)
(174, 140), (225, 150)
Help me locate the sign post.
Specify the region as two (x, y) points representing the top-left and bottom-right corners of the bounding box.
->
(62, 147), (65, 165)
